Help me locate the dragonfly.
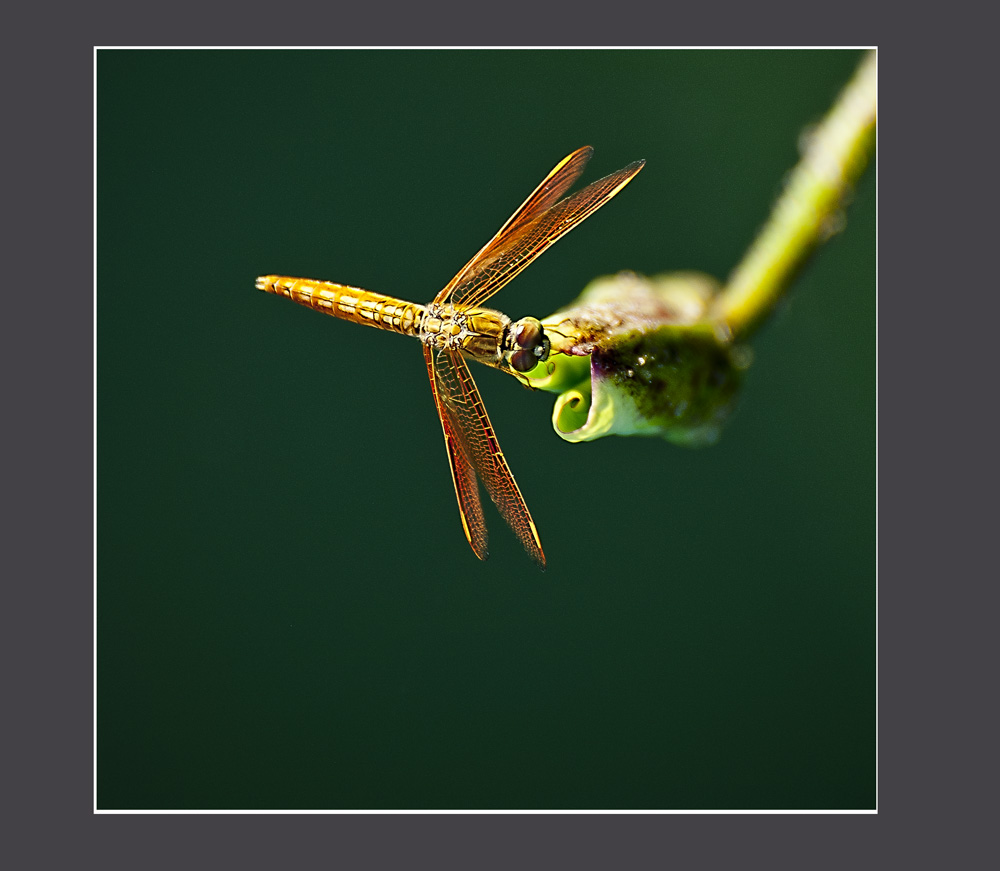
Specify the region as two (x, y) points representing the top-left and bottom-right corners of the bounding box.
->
(257, 146), (644, 567)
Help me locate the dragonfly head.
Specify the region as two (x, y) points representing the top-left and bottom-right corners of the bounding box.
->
(505, 317), (551, 373)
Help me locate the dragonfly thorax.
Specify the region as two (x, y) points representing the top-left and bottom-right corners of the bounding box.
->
(419, 305), (549, 374)
(420, 304), (510, 366)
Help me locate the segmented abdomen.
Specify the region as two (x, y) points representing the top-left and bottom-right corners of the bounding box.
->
(256, 275), (426, 337)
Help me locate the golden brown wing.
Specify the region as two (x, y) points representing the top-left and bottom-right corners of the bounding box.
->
(435, 148), (644, 310)
(428, 345), (546, 568)
(434, 146), (592, 307)
(424, 345), (488, 560)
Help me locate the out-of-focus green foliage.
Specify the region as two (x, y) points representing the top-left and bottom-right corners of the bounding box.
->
(525, 51), (875, 447)
(527, 272), (750, 446)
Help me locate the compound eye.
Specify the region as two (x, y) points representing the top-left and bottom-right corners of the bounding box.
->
(514, 319), (543, 351)
(510, 348), (538, 373)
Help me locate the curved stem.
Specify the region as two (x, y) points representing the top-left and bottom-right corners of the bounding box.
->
(710, 50), (877, 340)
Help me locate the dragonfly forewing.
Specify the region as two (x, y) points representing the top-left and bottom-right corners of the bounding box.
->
(437, 153), (645, 310)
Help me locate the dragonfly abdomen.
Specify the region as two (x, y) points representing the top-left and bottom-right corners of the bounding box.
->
(256, 275), (426, 336)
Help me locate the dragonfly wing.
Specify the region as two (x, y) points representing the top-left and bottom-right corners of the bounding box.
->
(431, 346), (546, 568)
(491, 145), (594, 239)
(437, 152), (645, 311)
(434, 146), (593, 307)
(425, 345), (488, 560)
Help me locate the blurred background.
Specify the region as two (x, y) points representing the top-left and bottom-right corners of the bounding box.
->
(98, 49), (875, 809)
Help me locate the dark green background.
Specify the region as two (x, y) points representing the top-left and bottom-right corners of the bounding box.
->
(98, 49), (875, 809)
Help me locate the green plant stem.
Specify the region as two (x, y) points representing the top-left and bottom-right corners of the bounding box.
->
(710, 50), (877, 340)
